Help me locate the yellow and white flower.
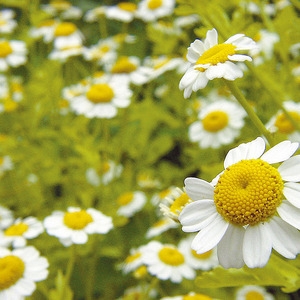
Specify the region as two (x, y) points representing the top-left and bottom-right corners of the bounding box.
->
(235, 285), (274, 300)
(41, 1), (82, 20)
(142, 241), (195, 283)
(179, 28), (256, 98)
(0, 9), (17, 33)
(105, 2), (137, 23)
(117, 191), (147, 218)
(0, 217), (44, 248)
(161, 292), (213, 300)
(44, 207), (113, 247)
(145, 217), (178, 238)
(188, 99), (247, 148)
(179, 137), (300, 268)
(0, 205), (14, 230)
(0, 39), (27, 71)
(0, 246), (49, 299)
(121, 246), (146, 274)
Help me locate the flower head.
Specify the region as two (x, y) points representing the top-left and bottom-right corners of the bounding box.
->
(146, 217), (178, 239)
(44, 207), (113, 247)
(235, 285), (274, 300)
(179, 137), (300, 268)
(179, 28), (256, 98)
(117, 191), (147, 218)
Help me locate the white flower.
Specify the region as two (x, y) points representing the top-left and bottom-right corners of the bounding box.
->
(49, 43), (83, 62)
(44, 207), (113, 247)
(0, 217), (44, 248)
(0, 155), (13, 176)
(136, 0), (175, 22)
(0, 9), (17, 33)
(0, 205), (14, 229)
(104, 2), (137, 23)
(0, 40), (27, 71)
(0, 246), (49, 299)
(179, 28), (257, 98)
(67, 75), (132, 118)
(146, 217), (178, 238)
(235, 285), (274, 300)
(41, 1), (82, 20)
(29, 19), (59, 42)
(179, 137), (300, 268)
(142, 241), (195, 283)
(117, 191), (147, 218)
(121, 246), (146, 274)
(188, 99), (246, 148)
(161, 292), (213, 300)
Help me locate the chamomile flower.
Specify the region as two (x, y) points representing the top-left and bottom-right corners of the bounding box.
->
(0, 205), (14, 229)
(0, 9), (17, 33)
(122, 246), (146, 274)
(29, 19), (59, 42)
(161, 292), (213, 300)
(235, 285), (274, 300)
(105, 2), (137, 23)
(0, 39), (27, 71)
(179, 137), (300, 269)
(0, 217), (44, 248)
(136, 0), (175, 22)
(117, 191), (147, 218)
(266, 100), (300, 142)
(0, 246), (49, 299)
(142, 241), (195, 283)
(146, 217), (178, 238)
(41, 1), (82, 20)
(179, 28), (256, 98)
(188, 99), (247, 149)
(44, 207), (113, 247)
(150, 186), (177, 206)
(84, 6), (108, 23)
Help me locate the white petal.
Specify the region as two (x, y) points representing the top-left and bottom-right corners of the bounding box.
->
(205, 28), (218, 48)
(277, 201), (300, 229)
(192, 72), (209, 91)
(228, 54), (252, 62)
(191, 215), (228, 254)
(224, 137), (265, 168)
(206, 64), (226, 79)
(283, 182), (300, 208)
(179, 200), (218, 232)
(217, 224), (245, 268)
(265, 217), (300, 259)
(278, 155), (300, 181)
(179, 68), (198, 89)
(261, 141), (299, 164)
(184, 177), (214, 200)
(222, 62), (243, 80)
(243, 224), (272, 268)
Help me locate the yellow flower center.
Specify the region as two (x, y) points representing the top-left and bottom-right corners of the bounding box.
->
(4, 223), (29, 236)
(54, 22), (77, 36)
(169, 193), (190, 214)
(50, 0), (71, 10)
(117, 192), (134, 206)
(117, 2), (137, 12)
(183, 294), (212, 300)
(158, 246), (185, 266)
(111, 57), (137, 74)
(192, 249), (213, 260)
(63, 210), (93, 230)
(153, 219), (167, 227)
(0, 41), (13, 58)
(214, 159), (283, 226)
(202, 111), (229, 132)
(274, 111), (300, 134)
(100, 161), (111, 174)
(125, 252), (141, 264)
(245, 291), (264, 300)
(196, 43), (236, 66)
(158, 188), (172, 199)
(0, 255), (25, 290)
(86, 84), (114, 103)
(38, 19), (56, 28)
(147, 0), (163, 10)
(134, 265), (147, 278)
(4, 99), (18, 112)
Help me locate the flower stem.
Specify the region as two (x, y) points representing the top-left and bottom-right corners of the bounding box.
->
(224, 79), (275, 146)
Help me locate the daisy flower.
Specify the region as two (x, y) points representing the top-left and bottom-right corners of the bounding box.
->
(41, 1), (82, 20)
(0, 246), (49, 299)
(67, 75), (132, 119)
(29, 19), (59, 42)
(235, 285), (274, 300)
(0, 217), (44, 248)
(104, 2), (137, 23)
(150, 186), (177, 206)
(117, 191), (147, 218)
(179, 137), (300, 268)
(0, 9), (17, 33)
(161, 292), (213, 300)
(0, 205), (14, 229)
(136, 0), (175, 22)
(121, 246), (146, 274)
(44, 207), (113, 247)
(145, 217), (178, 239)
(188, 99), (247, 149)
(84, 6), (108, 23)
(0, 39), (27, 71)
(179, 28), (257, 98)
(266, 100), (300, 142)
(142, 241), (195, 283)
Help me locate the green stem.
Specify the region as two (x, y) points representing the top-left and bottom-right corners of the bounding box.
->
(224, 80), (275, 146)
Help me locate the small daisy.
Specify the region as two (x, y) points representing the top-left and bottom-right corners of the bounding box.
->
(179, 28), (257, 98)
(0, 155), (13, 176)
(137, 171), (161, 189)
(117, 191), (147, 218)
(150, 186), (177, 206)
(266, 100), (300, 142)
(235, 285), (274, 300)
(84, 6), (108, 23)
(178, 235), (219, 270)
(104, 2), (137, 23)
(41, 1), (82, 20)
(161, 292), (213, 300)
(136, 0), (175, 22)
(0, 9), (17, 33)
(179, 137), (300, 269)
(121, 246), (146, 274)
(0, 205), (14, 229)
(44, 207), (113, 247)
(0, 217), (44, 248)
(188, 99), (247, 148)
(49, 42), (84, 62)
(29, 19), (59, 42)
(67, 75), (132, 119)
(0, 39), (27, 71)
(0, 246), (49, 299)
(142, 241), (195, 283)
(145, 217), (178, 239)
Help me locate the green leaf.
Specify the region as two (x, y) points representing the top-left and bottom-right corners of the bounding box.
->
(49, 270), (73, 300)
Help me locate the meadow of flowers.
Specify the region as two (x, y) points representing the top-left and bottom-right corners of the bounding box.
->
(1, 0), (300, 299)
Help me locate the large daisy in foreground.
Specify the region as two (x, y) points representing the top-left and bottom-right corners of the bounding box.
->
(179, 28), (257, 98)
(179, 137), (300, 268)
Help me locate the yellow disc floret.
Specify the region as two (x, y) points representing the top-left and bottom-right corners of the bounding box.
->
(63, 210), (93, 230)
(111, 57), (137, 74)
(169, 193), (191, 215)
(86, 84), (114, 103)
(245, 291), (264, 300)
(147, 0), (163, 10)
(158, 246), (184, 266)
(183, 294), (212, 300)
(4, 223), (29, 236)
(202, 111), (229, 132)
(117, 192), (134, 206)
(54, 22), (77, 36)
(274, 111), (300, 134)
(0, 41), (13, 58)
(214, 159), (283, 226)
(117, 2), (137, 11)
(192, 249), (213, 260)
